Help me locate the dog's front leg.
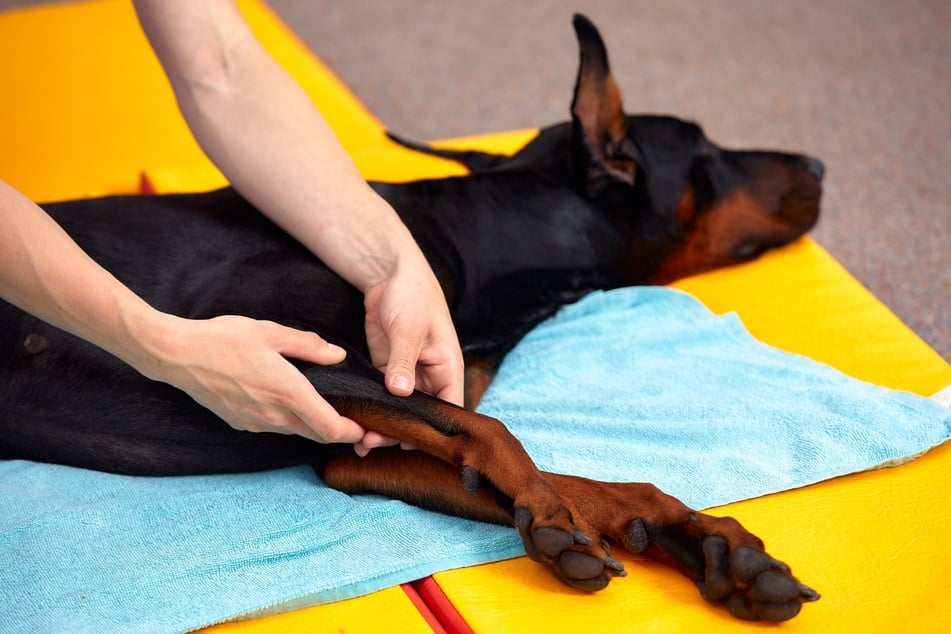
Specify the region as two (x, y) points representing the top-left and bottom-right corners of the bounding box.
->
(307, 365), (624, 590)
(317, 446), (624, 592)
(319, 449), (818, 621)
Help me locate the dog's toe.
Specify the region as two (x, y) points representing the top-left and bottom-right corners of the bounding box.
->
(623, 518), (650, 552)
(729, 546), (786, 582)
(513, 505), (624, 591)
(532, 526), (577, 559)
(749, 570), (803, 604)
(460, 465), (482, 493)
(557, 550), (607, 580)
(724, 594), (759, 620)
(700, 536), (734, 601)
(554, 568), (611, 592)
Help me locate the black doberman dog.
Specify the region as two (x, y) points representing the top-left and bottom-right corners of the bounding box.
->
(0, 15), (822, 621)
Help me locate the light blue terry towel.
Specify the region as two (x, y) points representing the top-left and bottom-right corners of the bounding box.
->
(1, 287), (948, 633)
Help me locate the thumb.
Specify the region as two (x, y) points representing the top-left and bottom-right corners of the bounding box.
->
(384, 328), (423, 397)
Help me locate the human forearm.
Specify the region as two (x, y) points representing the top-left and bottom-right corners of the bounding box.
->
(134, 0), (417, 292)
(181, 65), (415, 292)
(0, 178), (366, 444)
(133, 0), (464, 406)
(0, 179), (171, 378)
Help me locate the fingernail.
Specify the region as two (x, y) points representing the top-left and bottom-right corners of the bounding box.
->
(327, 343), (346, 357)
(391, 374), (412, 392)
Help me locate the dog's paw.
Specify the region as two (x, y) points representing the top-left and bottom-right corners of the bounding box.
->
(697, 536), (819, 621)
(514, 506), (626, 591)
(623, 517), (818, 622)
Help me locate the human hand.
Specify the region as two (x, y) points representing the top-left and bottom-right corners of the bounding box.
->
(143, 314), (367, 444)
(364, 262), (464, 400)
(361, 250), (465, 454)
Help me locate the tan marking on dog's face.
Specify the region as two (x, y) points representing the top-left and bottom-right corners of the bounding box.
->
(649, 189), (795, 284)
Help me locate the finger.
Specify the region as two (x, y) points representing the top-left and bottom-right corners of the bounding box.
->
(270, 415), (332, 444)
(289, 415), (365, 447)
(309, 412), (366, 445)
(228, 404), (330, 444)
(354, 434), (414, 457)
(263, 322), (347, 366)
(362, 431), (400, 450)
(258, 324), (365, 444)
(284, 374), (366, 444)
(301, 404), (366, 445)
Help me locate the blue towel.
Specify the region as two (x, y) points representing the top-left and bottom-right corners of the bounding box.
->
(1, 287), (948, 633)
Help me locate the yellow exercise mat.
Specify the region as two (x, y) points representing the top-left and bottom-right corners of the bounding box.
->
(432, 234), (951, 632)
(0, 0), (382, 202)
(200, 585), (434, 634)
(4, 1), (950, 632)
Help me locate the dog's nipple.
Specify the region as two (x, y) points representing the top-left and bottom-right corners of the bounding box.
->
(23, 334), (50, 355)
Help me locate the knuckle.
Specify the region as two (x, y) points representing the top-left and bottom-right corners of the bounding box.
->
(300, 329), (324, 345)
(319, 424), (352, 444)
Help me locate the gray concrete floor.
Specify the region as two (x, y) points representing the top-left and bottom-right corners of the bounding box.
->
(3, 0), (949, 363)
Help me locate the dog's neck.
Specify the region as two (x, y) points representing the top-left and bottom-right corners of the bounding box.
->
(374, 172), (627, 344)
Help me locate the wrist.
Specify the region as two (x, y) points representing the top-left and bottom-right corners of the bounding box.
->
(112, 304), (187, 385)
(321, 192), (426, 293)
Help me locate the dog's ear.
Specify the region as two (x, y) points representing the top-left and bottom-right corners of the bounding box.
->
(570, 14), (640, 198)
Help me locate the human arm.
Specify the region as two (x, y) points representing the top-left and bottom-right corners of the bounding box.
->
(0, 178), (366, 444)
(132, 0), (464, 424)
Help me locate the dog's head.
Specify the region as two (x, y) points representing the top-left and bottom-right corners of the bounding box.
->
(570, 14), (823, 284)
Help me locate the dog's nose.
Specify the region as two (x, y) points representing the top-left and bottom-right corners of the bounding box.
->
(803, 156), (825, 182)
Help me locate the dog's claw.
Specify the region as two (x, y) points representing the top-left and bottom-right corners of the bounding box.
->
(572, 530), (592, 545)
(800, 584), (821, 602)
(604, 556), (626, 575)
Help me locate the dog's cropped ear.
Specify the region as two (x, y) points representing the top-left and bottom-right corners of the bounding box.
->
(570, 14), (641, 198)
